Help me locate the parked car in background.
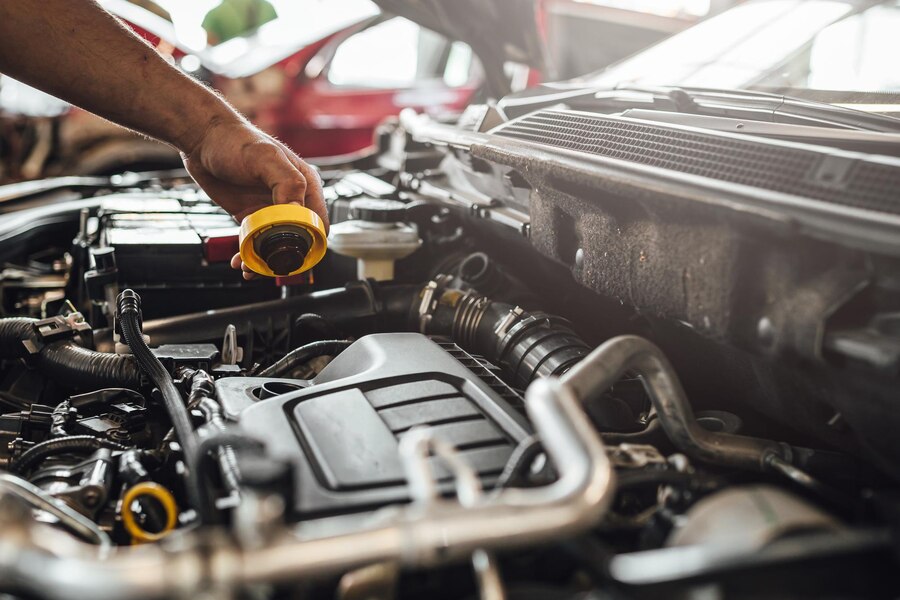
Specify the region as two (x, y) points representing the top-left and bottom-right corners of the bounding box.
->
(0, 0), (485, 181)
(204, 10), (484, 159)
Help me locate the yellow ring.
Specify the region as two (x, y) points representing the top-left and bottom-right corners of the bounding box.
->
(121, 482), (178, 544)
(239, 204), (328, 277)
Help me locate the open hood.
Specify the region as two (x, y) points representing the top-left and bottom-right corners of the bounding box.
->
(371, 0), (548, 97)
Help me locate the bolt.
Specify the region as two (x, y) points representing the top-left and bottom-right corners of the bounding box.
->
(81, 488), (101, 508)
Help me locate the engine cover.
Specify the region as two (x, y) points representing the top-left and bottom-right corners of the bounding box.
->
(233, 333), (532, 518)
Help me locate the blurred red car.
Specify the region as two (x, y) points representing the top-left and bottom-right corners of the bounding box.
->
(0, 0), (485, 181)
(199, 8), (483, 159)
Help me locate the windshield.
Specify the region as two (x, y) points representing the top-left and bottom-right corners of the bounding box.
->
(583, 0), (900, 109)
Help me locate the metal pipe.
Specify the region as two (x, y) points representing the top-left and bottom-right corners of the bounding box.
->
(0, 474), (111, 551)
(562, 335), (788, 471)
(239, 375), (615, 581)
(0, 371), (615, 599)
(399, 428), (507, 600)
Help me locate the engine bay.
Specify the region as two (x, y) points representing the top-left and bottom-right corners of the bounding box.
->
(0, 105), (898, 599)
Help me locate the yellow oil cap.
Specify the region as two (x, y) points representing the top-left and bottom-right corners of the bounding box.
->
(239, 204), (327, 277)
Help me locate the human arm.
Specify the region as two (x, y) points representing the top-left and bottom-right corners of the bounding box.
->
(0, 0), (327, 229)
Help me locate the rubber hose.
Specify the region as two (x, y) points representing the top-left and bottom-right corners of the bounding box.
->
(0, 318), (35, 358)
(258, 340), (353, 378)
(39, 341), (141, 389)
(10, 435), (127, 475)
(186, 369), (241, 496)
(0, 317), (141, 389)
(117, 290), (205, 520)
(199, 398), (241, 493)
(294, 313), (339, 341)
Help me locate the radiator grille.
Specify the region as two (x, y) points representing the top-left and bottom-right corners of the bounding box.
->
(493, 110), (900, 216)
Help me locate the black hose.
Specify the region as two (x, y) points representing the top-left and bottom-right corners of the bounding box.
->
(294, 313), (339, 341)
(198, 398), (241, 493)
(0, 317), (141, 389)
(184, 368), (242, 496)
(39, 341), (141, 389)
(258, 340), (353, 378)
(10, 435), (127, 475)
(420, 283), (590, 388)
(116, 290), (205, 519)
(0, 318), (34, 358)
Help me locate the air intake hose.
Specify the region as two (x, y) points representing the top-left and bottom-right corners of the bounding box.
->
(414, 277), (590, 388)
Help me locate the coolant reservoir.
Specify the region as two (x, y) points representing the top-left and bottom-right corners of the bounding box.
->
(328, 199), (421, 281)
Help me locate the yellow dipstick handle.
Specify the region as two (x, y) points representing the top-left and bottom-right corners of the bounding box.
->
(239, 204), (327, 277)
(122, 482), (178, 544)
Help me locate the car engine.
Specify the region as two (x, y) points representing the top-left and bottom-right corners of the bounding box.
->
(0, 104), (897, 599)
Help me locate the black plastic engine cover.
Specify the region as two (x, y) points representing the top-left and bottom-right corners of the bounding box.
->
(235, 333), (531, 519)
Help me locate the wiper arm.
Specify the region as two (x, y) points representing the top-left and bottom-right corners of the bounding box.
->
(615, 85), (900, 133)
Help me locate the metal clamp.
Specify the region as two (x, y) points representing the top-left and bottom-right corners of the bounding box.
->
(417, 275), (453, 334)
(493, 306), (525, 338)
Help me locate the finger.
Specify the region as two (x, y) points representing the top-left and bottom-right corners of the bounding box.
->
(296, 161), (330, 233)
(230, 252), (242, 269)
(241, 263), (258, 280)
(246, 143), (307, 206)
(272, 141), (329, 232)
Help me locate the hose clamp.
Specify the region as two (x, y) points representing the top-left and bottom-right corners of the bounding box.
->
(493, 306), (525, 339)
(417, 275), (453, 334)
(31, 313), (91, 344)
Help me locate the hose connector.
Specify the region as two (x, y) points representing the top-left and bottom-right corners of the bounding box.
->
(115, 289), (142, 338)
(116, 289), (141, 316)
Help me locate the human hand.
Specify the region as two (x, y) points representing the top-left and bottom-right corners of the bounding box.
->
(182, 117), (329, 280)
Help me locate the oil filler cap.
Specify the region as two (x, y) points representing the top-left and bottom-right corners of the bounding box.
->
(239, 204), (327, 277)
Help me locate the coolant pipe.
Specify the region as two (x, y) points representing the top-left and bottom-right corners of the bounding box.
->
(562, 335), (789, 470)
(0, 355), (615, 599)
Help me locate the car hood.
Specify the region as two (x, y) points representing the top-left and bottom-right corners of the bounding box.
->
(370, 0), (547, 96)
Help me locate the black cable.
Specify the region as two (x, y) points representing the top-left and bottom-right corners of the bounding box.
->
(10, 435), (127, 475)
(258, 339), (353, 378)
(116, 289), (205, 520)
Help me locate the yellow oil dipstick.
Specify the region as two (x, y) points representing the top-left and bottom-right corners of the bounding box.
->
(239, 204), (327, 277)
(121, 482), (179, 544)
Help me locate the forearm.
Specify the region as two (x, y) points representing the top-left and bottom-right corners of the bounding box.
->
(0, 0), (238, 153)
